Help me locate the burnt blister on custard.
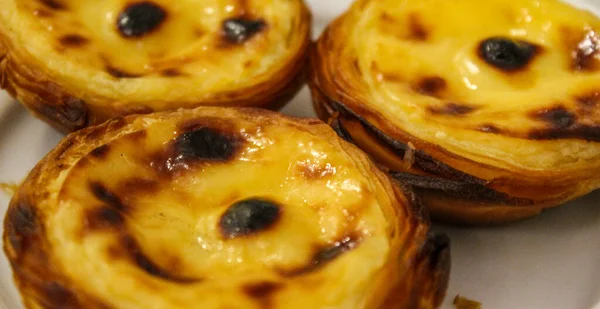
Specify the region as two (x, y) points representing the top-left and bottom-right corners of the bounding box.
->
(175, 127), (240, 162)
(117, 1), (167, 38)
(413, 76), (447, 98)
(219, 198), (281, 239)
(58, 34), (89, 48)
(39, 0), (65, 10)
(281, 235), (359, 277)
(531, 106), (576, 129)
(119, 235), (199, 284)
(89, 182), (127, 211)
(85, 207), (125, 232)
(222, 17), (266, 44)
(5, 199), (40, 256)
(243, 281), (282, 308)
(478, 37), (539, 72)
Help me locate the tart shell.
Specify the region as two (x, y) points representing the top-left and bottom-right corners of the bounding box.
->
(0, 0), (312, 132)
(309, 0), (600, 224)
(4, 107), (450, 309)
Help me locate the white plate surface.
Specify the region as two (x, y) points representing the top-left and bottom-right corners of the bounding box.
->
(0, 1), (599, 308)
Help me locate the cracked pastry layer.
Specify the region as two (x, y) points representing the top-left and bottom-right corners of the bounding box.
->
(0, 0), (311, 132)
(310, 0), (600, 225)
(3, 107), (450, 309)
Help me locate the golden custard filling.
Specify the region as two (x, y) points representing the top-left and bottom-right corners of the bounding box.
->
(0, 0), (304, 100)
(342, 0), (600, 170)
(36, 111), (400, 308)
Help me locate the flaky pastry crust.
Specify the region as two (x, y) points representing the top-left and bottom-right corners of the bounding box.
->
(4, 107), (449, 309)
(0, 0), (311, 132)
(310, 0), (600, 225)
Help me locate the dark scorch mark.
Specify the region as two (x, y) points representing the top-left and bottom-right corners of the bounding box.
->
(408, 13), (428, 41)
(5, 199), (40, 255)
(39, 0), (65, 10)
(222, 17), (266, 44)
(85, 207), (124, 231)
(414, 76), (447, 97)
(427, 103), (477, 116)
(117, 2), (167, 38)
(530, 106), (575, 129)
(59, 35), (89, 47)
(119, 235), (198, 284)
(89, 182), (126, 211)
(282, 235), (359, 277)
(243, 281), (282, 309)
(90, 145), (110, 158)
(220, 198), (281, 239)
(478, 37), (539, 72)
(106, 66), (142, 79)
(174, 126), (241, 162)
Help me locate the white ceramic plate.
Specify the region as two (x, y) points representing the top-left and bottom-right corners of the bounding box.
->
(0, 1), (599, 308)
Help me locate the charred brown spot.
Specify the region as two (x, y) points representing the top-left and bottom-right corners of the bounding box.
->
(477, 124), (502, 134)
(120, 235), (198, 284)
(89, 182), (126, 211)
(243, 282), (282, 308)
(160, 68), (181, 77)
(117, 2), (167, 38)
(282, 236), (359, 277)
(419, 232), (451, 268)
(528, 125), (600, 142)
(220, 198), (281, 239)
(478, 37), (539, 72)
(530, 106), (576, 129)
(427, 103), (477, 116)
(90, 145), (110, 158)
(34, 97), (88, 131)
(408, 13), (428, 41)
(106, 66), (141, 79)
(571, 30), (600, 72)
(528, 107), (600, 141)
(577, 91), (600, 108)
(63, 97), (88, 124)
(59, 34), (89, 47)
(6, 199), (39, 255)
(418, 232), (451, 303)
(85, 207), (124, 231)
(222, 17), (266, 44)
(39, 0), (65, 10)
(414, 76), (447, 97)
(174, 127), (241, 162)
(40, 282), (79, 308)
(311, 237), (358, 268)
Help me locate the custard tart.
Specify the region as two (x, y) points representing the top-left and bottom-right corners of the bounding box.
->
(311, 0), (600, 225)
(0, 0), (311, 132)
(3, 107), (450, 309)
